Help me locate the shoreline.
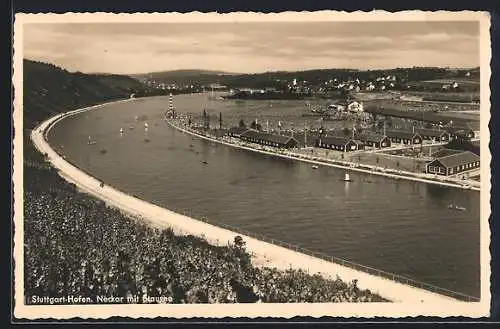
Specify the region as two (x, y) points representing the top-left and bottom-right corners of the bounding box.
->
(30, 99), (478, 303)
(165, 120), (480, 192)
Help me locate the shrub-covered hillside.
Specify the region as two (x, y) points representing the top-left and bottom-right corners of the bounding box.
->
(22, 60), (145, 128)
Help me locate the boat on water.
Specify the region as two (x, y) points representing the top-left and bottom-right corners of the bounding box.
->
(87, 136), (97, 145)
(129, 126), (134, 130)
(120, 128), (124, 134)
(202, 160), (208, 164)
(448, 204), (466, 211)
(312, 165), (319, 169)
(341, 172), (353, 182)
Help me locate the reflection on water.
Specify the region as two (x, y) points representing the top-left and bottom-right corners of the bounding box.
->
(47, 94), (481, 298)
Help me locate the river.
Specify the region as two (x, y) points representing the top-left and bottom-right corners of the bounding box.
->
(47, 94), (481, 298)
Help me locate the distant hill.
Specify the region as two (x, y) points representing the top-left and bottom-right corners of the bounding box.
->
(132, 69), (239, 78)
(23, 60), (146, 128)
(131, 69), (240, 86)
(133, 67), (479, 90)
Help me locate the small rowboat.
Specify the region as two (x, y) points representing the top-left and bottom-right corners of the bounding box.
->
(448, 204), (466, 211)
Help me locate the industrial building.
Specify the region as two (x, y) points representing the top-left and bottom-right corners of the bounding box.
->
(316, 136), (362, 152)
(426, 151), (480, 176)
(416, 129), (451, 142)
(355, 132), (391, 149)
(385, 130), (423, 145)
(240, 130), (299, 148)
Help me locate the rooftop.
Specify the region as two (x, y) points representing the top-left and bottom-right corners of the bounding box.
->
(385, 130), (421, 139)
(228, 126), (251, 135)
(241, 130), (298, 144)
(318, 135), (357, 146)
(355, 132), (388, 142)
(432, 151), (480, 168)
(416, 128), (449, 137)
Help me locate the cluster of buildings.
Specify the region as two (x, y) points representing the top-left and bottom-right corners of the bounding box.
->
(306, 74), (399, 94)
(218, 124), (479, 177)
(222, 125), (473, 151)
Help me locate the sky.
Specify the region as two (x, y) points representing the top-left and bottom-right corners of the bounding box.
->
(23, 21), (480, 74)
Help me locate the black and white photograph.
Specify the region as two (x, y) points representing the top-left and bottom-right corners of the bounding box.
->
(13, 11), (491, 319)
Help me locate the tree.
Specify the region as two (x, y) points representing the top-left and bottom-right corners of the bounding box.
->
(234, 235), (246, 249)
(238, 119), (246, 128)
(250, 120), (262, 131)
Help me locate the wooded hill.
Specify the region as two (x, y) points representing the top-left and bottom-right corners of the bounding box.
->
(23, 60), (147, 128)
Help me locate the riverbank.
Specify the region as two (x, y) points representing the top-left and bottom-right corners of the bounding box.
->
(28, 100), (484, 307)
(165, 119), (480, 192)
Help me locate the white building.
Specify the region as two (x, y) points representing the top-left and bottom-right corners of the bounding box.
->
(347, 101), (364, 112)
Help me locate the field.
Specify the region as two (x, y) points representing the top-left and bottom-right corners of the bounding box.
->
(420, 79), (480, 85)
(406, 80), (480, 94)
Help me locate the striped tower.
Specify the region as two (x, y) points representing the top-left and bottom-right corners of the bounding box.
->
(169, 93), (175, 118)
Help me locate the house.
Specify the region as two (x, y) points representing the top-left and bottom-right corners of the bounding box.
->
(240, 130), (298, 148)
(426, 151), (480, 176)
(347, 101), (364, 113)
(416, 129), (450, 142)
(355, 132), (391, 149)
(385, 130), (423, 145)
(446, 127), (475, 140)
(316, 136), (361, 152)
(228, 127), (251, 138)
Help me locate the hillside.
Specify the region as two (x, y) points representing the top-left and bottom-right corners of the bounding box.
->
(23, 60), (146, 128)
(131, 69), (239, 86)
(134, 67), (479, 90)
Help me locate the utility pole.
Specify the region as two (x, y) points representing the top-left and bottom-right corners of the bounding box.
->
(304, 124), (308, 147)
(219, 112), (222, 130)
